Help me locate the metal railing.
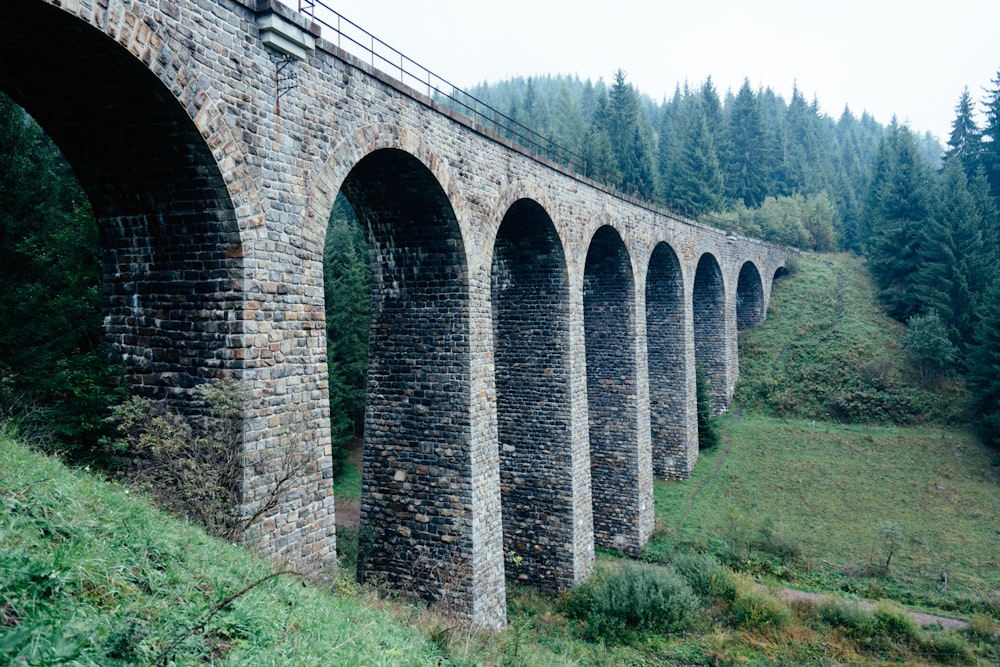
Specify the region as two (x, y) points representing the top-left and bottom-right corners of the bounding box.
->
(296, 0), (600, 180)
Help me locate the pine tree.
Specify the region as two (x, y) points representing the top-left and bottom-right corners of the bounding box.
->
(323, 195), (370, 474)
(981, 69), (1000, 201)
(722, 79), (769, 207)
(944, 87), (983, 181)
(861, 121), (936, 321)
(580, 89), (620, 186)
(667, 95), (726, 216)
(604, 70), (657, 199)
(968, 281), (1000, 450)
(0, 93), (117, 447)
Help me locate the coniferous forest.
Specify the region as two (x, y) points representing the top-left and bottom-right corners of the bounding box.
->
(2, 66), (1000, 460)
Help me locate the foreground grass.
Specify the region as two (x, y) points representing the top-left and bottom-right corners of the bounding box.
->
(647, 415), (1000, 616)
(0, 432), (445, 666)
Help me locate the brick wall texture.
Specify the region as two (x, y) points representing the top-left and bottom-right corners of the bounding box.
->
(3, 0), (793, 629)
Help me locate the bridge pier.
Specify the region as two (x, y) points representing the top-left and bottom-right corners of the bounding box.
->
(492, 199), (594, 591)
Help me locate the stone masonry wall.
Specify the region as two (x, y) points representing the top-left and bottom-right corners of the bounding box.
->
(15, 0), (793, 629)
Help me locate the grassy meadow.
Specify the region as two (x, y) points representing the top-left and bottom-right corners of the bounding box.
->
(3, 251), (999, 665)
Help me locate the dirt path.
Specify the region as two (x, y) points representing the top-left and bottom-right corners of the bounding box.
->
(771, 586), (974, 632)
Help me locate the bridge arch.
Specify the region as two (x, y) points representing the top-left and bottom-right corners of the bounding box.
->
(0, 0), (256, 398)
(306, 124), (458, 249)
(583, 225), (653, 554)
(693, 252), (729, 415)
(736, 261), (766, 331)
(490, 197), (583, 589)
(318, 147), (485, 618)
(646, 241), (696, 479)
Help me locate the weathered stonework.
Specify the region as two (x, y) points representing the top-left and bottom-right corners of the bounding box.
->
(2, 0), (792, 630)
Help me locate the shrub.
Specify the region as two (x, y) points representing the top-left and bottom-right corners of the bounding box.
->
(560, 564), (700, 643)
(903, 310), (958, 390)
(108, 379), (308, 542)
(672, 552), (739, 601)
(871, 601), (919, 645)
(728, 582), (791, 632)
(922, 633), (974, 665)
(963, 613), (998, 643)
(816, 598), (874, 637)
(754, 516), (803, 560)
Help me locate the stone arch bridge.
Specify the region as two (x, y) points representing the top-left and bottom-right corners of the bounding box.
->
(1, 0), (793, 628)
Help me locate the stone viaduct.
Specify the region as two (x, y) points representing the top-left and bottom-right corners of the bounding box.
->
(1, 0), (792, 628)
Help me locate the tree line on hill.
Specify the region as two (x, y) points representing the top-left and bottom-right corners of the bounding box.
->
(2, 66), (1000, 460)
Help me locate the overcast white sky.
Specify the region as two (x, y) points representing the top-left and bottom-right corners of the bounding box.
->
(293, 1), (1000, 142)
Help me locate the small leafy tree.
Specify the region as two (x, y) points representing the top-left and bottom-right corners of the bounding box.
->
(876, 520), (904, 575)
(902, 310), (957, 389)
(108, 379), (309, 541)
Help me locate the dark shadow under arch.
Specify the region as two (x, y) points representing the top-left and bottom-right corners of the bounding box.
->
(693, 253), (727, 415)
(338, 148), (474, 612)
(737, 261), (765, 331)
(491, 198), (574, 590)
(646, 242), (690, 479)
(0, 0), (244, 397)
(583, 225), (643, 554)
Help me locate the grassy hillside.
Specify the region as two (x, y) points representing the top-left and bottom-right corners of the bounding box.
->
(735, 253), (966, 424)
(4, 251), (999, 666)
(647, 416), (1000, 611)
(0, 432), (445, 666)
(644, 253), (998, 612)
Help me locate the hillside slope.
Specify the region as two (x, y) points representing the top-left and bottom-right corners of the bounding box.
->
(648, 252), (999, 619)
(736, 253), (966, 424)
(0, 433), (445, 666)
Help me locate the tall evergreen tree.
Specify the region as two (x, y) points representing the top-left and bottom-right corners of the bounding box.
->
(944, 87), (983, 181)
(968, 280), (1000, 450)
(666, 95), (726, 216)
(861, 121), (936, 320)
(0, 93), (117, 447)
(603, 70), (657, 199)
(580, 89), (620, 185)
(722, 79), (769, 207)
(981, 69), (1000, 201)
(323, 195), (370, 473)
(550, 79), (584, 165)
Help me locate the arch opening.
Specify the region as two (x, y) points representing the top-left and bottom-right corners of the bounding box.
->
(337, 148), (474, 613)
(583, 225), (644, 554)
(491, 198), (574, 589)
(0, 1), (245, 402)
(646, 242), (693, 479)
(693, 253), (727, 416)
(737, 261), (765, 331)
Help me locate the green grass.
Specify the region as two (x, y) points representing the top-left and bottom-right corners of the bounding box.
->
(0, 432), (445, 666)
(647, 252), (999, 621)
(737, 253), (966, 424)
(648, 415), (1000, 611)
(5, 250), (999, 666)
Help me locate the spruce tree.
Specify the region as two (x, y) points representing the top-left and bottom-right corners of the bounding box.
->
(981, 69), (1000, 201)
(0, 93), (117, 447)
(944, 87), (983, 181)
(722, 79), (769, 207)
(323, 195), (370, 475)
(861, 121), (935, 321)
(968, 281), (1000, 450)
